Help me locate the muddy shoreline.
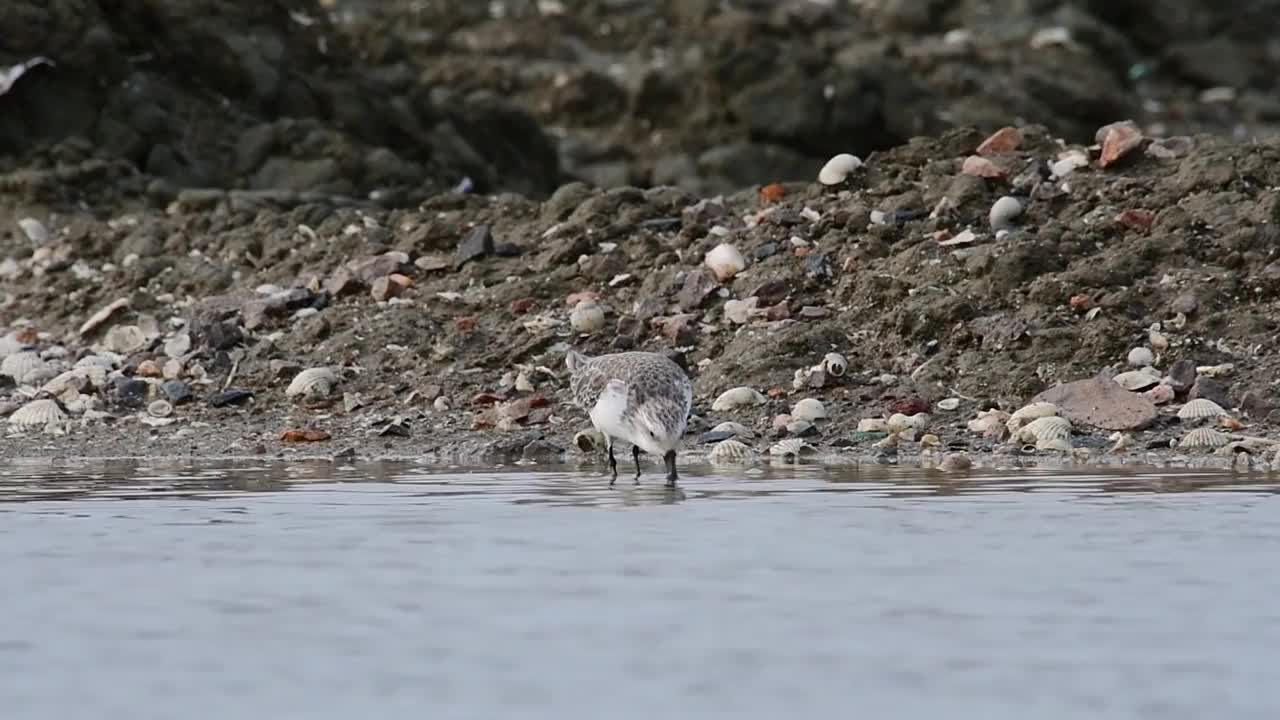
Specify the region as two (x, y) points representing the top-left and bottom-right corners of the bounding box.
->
(5, 1), (1280, 471)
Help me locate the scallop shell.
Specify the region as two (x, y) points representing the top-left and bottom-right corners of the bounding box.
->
(711, 386), (767, 412)
(769, 438), (817, 459)
(1035, 436), (1073, 453)
(791, 398), (827, 421)
(285, 367), (337, 399)
(1113, 370), (1159, 391)
(8, 398), (67, 427)
(1178, 427), (1230, 448)
(1007, 402), (1057, 432)
(818, 153), (862, 185)
(1177, 398), (1227, 421)
(711, 421), (754, 440)
(708, 439), (757, 464)
(147, 399), (174, 418)
(1, 350), (47, 384)
(822, 353), (847, 377)
(1016, 415), (1072, 444)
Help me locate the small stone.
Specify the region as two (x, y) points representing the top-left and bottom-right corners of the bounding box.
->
(961, 155), (1006, 178)
(1166, 359), (1197, 394)
(209, 388), (254, 408)
(325, 267), (360, 296)
(370, 276), (402, 302)
(456, 224), (495, 267)
(939, 453), (973, 472)
(113, 378), (149, 409)
(798, 306), (829, 319)
(136, 359), (163, 378)
(989, 196), (1024, 231)
(676, 270), (718, 311)
(1170, 292), (1199, 315)
(1189, 377), (1231, 409)
(1116, 209), (1155, 230)
(1239, 390), (1274, 419)
(161, 380), (193, 404)
(976, 127), (1023, 156)
(1097, 120), (1144, 168)
(936, 398), (961, 411)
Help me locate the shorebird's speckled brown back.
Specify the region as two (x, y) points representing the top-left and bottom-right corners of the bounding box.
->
(568, 351), (693, 430)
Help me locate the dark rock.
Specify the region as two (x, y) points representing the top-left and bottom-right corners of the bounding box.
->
(750, 280), (789, 306)
(1166, 359), (1197, 394)
(493, 242), (522, 257)
(209, 389), (254, 408)
(753, 242), (778, 260)
(378, 418), (411, 437)
(456, 224), (495, 267)
(161, 380), (193, 404)
(804, 253), (832, 278)
(675, 270), (717, 311)
(203, 321), (244, 351)
(1189, 377), (1231, 409)
(1239, 390), (1273, 419)
(113, 378), (149, 409)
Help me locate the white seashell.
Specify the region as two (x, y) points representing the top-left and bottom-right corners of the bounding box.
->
(711, 386), (767, 412)
(822, 353), (847, 377)
(1008, 399), (1059, 427)
(8, 398), (67, 427)
(103, 324), (148, 355)
(968, 409), (1010, 434)
(1035, 436), (1073, 453)
(857, 418), (888, 433)
(18, 217), (49, 244)
(886, 412), (913, 434)
(711, 421), (754, 440)
(286, 367), (337, 399)
(147, 399), (173, 418)
(515, 372), (534, 392)
(818, 153), (862, 185)
(1177, 398), (1227, 421)
(708, 439), (757, 464)
(769, 438), (817, 459)
(574, 429), (605, 452)
(1016, 415), (1072, 444)
(569, 299), (605, 333)
(164, 332), (193, 359)
(791, 398), (827, 422)
(704, 243), (747, 282)
(989, 196), (1024, 230)
(1, 350), (47, 384)
(936, 397), (961, 411)
(77, 297), (130, 337)
(1178, 427), (1230, 448)
(40, 369), (89, 396)
(1127, 346), (1154, 367)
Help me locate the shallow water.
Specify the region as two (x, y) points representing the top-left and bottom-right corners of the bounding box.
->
(3, 460), (1280, 719)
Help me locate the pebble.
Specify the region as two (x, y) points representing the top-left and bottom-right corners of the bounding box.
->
(162, 380), (193, 404)
(1166, 359), (1197, 394)
(455, 224), (494, 267)
(1188, 377), (1231, 409)
(818, 153), (862, 185)
(1097, 120), (1144, 167)
(961, 155), (1006, 178)
(113, 378), (149, 408)
(988, 196), (1023, 230)
(704, 243), (747, 283)
(209, 388), (253, 408)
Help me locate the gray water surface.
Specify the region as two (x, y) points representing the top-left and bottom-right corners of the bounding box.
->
(2, 460), (1279, 720)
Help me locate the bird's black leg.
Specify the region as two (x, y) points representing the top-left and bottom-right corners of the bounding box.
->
(664, 450), (678, 487)
(632, 444), (642, 483)
(607, 441), (618, 486)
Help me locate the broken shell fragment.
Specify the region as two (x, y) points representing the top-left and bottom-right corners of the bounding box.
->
(769, 438), (817, 459)
(822, 353), (847, 377)
(708, 439), (757, 464)
(1007, 402), (1057, 432)
(1178, 427), (1230, 448)
(1177, 398), (1227, 421)
(704, 243), (747, 283)
(711, 386), (767, 412)
(936, 397), (961, 411)
(857, 418), (888, 433)
(790, 398), (827, 422)
(147, 399), (174, 418)
(1112, 370), (1159, 392)
(286, 367), (338, 399)
(818, 153), (862, 185)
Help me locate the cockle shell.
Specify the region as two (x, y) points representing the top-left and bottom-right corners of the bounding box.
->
(1035, 437), (1073, 453)
(1113, 369), (1159, 391)
(711, 386), (767, 412)
(1007, 402), (1057, 432)
(769, 438), (817, 459)
(8, 398), (67, 427)
(708, 439), (757, 464)
(822, 353), (847, 377)
(704, 243), (747, 283)
(791, 398), (827, 421)
(1178, 427), (1230, 448)
(1015, 415), (1072, 444)
(818, 153), (862, 185)
(569, 299), (605, 333)
(286, 367), (337, 399)
(573, 429), (605, 452)
(1, 350), (47, 384)
(147, 399), (173, 418)
(711, 421), (754, 440)
(1177, 398), (1227, 421)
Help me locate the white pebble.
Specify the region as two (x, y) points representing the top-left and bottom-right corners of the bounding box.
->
(1127, 346), (1154, 367)
(818, 153), (862, 185)
(704, 243), (746, 283)
(989, 196), (1024, 231)
(569, 299), (605, 333)
(791, 398), (827, 422)
(17, 218), (49, 244)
